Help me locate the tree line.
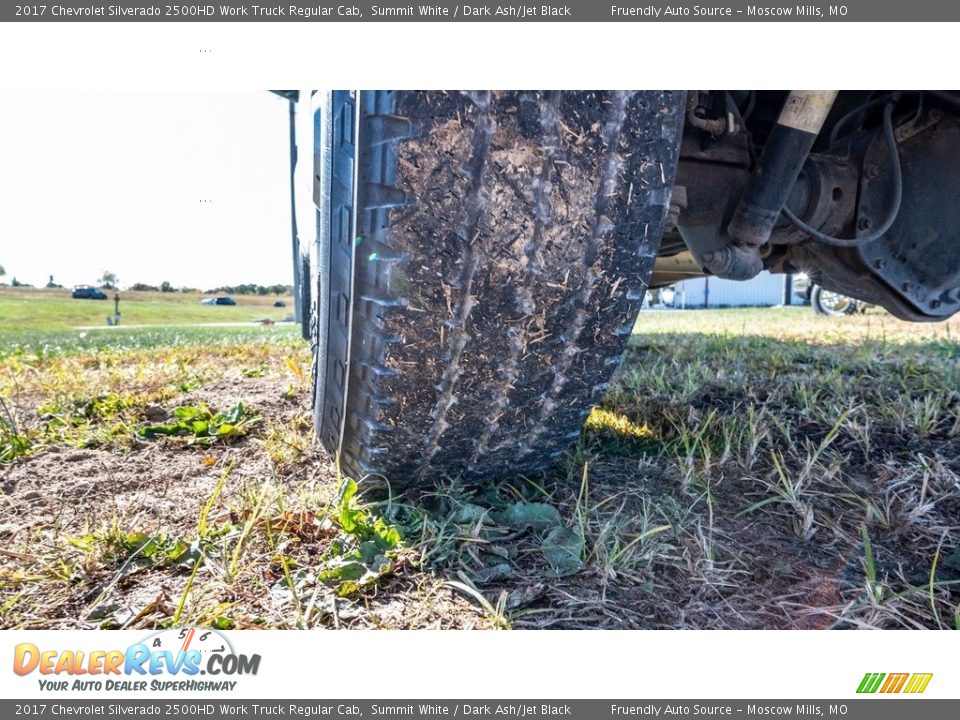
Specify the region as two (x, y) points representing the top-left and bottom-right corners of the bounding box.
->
(129, 281), (293, 295)
(0, 266), (291, 296)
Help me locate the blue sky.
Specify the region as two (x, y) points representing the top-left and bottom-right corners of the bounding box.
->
(0, 91), (293, 290)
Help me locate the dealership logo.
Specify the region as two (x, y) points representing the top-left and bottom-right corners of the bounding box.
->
(857, 672), (933, 694)
(13, 629), (259, 692)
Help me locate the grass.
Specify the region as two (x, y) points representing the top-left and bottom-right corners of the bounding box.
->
(0, 325), (300, 361)
(1, 304), (958, 630)
(0, 286), (294, 332)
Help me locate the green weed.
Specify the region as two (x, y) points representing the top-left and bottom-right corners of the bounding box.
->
(0, 398), (31, 463)
(139, 402), (261, 445)
(317, 478), (403, 596)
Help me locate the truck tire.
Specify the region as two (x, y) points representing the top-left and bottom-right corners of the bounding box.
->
(309, 91), (684, 485)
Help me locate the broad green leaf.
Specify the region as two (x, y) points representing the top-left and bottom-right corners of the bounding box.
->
(174, 406), (207, 421)
(496, 502), (562, 531)
(318, 561), (366, 584)
(542, 526), (585, 576)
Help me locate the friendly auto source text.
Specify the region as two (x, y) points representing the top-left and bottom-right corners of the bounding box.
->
(610, 5), (838, 17)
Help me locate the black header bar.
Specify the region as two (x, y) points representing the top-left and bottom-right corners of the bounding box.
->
(3, 1), (958, 23)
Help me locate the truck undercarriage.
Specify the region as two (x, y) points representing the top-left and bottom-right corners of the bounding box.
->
(654, 90), (960, 322)
(283, 90), (960, 484)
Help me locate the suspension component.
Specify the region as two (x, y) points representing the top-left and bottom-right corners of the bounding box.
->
(728, 91), (838, 247)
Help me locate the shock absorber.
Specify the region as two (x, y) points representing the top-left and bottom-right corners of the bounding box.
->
(728, 91), (838, 247)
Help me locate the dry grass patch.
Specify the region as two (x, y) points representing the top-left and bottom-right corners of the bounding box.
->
(2, 308), (959, 630)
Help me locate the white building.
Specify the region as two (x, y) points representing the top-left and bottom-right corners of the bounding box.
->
(670, 271), (792, 308)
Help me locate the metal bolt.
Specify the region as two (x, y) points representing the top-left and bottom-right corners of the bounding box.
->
(930, 299), (942, 310)
(864, 165), (880, 180)
(858, 217), (873, 231)
(901, 282), (913, 294)
(873, 258), (885, 271)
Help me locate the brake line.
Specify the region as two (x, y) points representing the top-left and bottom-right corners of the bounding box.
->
(827, 92), (898, 147)
(782, 101), (902, 248)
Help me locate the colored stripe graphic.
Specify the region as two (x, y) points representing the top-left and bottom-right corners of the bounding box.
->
(880, 673), (908, 693)
(857, 672), (932, 694)
(904, 673), (934, 694)
(857, 673), (885, 693)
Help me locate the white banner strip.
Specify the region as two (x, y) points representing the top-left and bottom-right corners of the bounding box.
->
(2, 630), (954, 700)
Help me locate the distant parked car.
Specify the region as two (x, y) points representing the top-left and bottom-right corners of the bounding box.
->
(72, 286), (107, 300)
(273, 300), (286, 308)
(200, 296), (236, 306)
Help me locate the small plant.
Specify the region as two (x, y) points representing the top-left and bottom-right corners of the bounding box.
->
(175, 378), (202, 393)
(284, 356), (305, 383)
(317, 478), (404, 596)
(79, 393), (138, 421)
(106, 529), (198, 569)
(65, 519), (199, 571)
(138, 402), (260, 445)
(0, 398), (31, 463)
(258, 417), (311, 468)
(861, 522), (883, 604)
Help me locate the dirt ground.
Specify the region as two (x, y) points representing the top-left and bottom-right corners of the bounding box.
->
(1, 308), (958, 630)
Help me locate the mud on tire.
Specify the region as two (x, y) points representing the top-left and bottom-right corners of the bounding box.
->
(310, 91), (685, 485)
